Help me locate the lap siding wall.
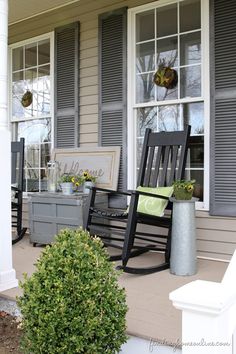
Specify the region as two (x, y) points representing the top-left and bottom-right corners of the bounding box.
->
(9, 0), (236, 261)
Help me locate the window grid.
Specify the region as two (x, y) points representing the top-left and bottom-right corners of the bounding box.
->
(133, 0), (204, 202)
(10, 34), (53, 193)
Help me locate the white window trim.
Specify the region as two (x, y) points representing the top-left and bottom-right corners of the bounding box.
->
(127, 0), (210, 211)
(9, 32), (55, 195)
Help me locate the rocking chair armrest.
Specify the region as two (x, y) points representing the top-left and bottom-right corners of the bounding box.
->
(130, 189), (171, 201)
(11, 186), (19, 191)
(11, 185), (23, 193)
(90, 186), (131, 196)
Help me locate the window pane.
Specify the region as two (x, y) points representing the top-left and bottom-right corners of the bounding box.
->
(25, 43), (37, 68)
(157, 36), (178, 67)
(41, 143), (51, 168)
(137, 107), (157, 136)
(39, 119), (51, 143)
(180, 66), (201, 98)
(26, 144), (39, 168)
(17, 121), (38, 144)
(40, 170), (48, 191)
(136, 10), (154, 42)
(12, 72), (24, 119)
(185, 168), (203, 201)
(136, 42), (155, 73)
(137, 137), (144, 168)
(38, 39), (50, 65)
(12, 71), (24, 83)
(188, 136), (204, 168)
(24, 68), (38, 118)
(156, 4), (177, 37)
(136, 73), (155, 103)
(180, 0), (201, 33)
(17, 119), (51, 144)
(26, 169), (39, 192)
(38, 65), (51, 116)
(156, 84), (178, 101)
(180, 32), (201, 66)
(158, 105), (182, 132)
(183, 102), (204, 135)
(12, 47), (23, 71)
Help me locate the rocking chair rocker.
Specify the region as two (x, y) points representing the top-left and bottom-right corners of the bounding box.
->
(84, 126), (191, 274)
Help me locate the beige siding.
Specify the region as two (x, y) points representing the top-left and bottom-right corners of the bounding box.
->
(9, 0), (236, 261)
(196, 211), (236, 261)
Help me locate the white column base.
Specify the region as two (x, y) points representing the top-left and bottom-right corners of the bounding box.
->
(0, 269), (18, 292)
(170, 251), (236, 354)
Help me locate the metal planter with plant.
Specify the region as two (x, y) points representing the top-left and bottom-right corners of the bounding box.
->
(82, 171), (97, 194)
(59, 173), (83, 195)
(172, 179), (196, 200)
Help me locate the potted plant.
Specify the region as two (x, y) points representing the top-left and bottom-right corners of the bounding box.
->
(172, 179), (196, 200)
(82, 171), (97, 194)
(59, 173), (83, 195)
(17, 229), (128, 354)
(170, 179), (198, 276)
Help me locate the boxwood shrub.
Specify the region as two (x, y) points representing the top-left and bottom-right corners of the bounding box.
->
(18, 228), (128, 354)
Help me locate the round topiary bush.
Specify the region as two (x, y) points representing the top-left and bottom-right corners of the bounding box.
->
(18, 228), (128, 354)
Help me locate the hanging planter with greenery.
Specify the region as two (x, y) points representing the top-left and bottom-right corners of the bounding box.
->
(21, 90), (33, 108)
(153, 59), (178, 89)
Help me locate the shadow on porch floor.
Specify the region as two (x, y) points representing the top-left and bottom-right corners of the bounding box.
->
(1, 235), (228, 345)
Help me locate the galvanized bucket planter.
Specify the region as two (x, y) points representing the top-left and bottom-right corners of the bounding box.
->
(170, 197), (198, 276)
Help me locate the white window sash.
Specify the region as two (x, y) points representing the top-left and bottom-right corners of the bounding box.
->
(9, 32), (55, 194)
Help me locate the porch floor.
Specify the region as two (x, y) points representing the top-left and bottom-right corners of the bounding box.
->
(1, 235), (228, 345)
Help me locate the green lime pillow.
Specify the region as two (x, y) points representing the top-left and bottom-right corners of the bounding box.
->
(136, 186), (174, 217)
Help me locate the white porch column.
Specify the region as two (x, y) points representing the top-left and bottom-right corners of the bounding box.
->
(170, 251), (236, 354)
(0, 0), (18, 292)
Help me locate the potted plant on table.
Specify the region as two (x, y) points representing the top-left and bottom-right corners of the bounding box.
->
(82, 171), (97, 194)
(59, 174), (83, 195)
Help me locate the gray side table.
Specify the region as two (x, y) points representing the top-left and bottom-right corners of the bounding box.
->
(28, 192), (108, 246)
(170, 197), (198, 276)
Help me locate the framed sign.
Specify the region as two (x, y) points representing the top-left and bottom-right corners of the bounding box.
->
(53, 146), (121, 190)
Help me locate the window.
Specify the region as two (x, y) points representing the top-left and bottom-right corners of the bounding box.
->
(128, 0), (209, 208)
(10, 33), (54, 192)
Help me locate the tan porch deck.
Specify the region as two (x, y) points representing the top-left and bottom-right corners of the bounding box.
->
(1, 235), (228, 345)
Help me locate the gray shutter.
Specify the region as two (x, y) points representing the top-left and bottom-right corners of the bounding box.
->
(54, 22), (79, 148)
(210, 0), (236, 216)
(99, 8), (127, 208)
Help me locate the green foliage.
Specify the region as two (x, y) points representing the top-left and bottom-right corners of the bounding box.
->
(59, 173), (83, 186)
(82, 171), (97, 183)
(18, 229), (128, 354)
(172, 179), (196, 200)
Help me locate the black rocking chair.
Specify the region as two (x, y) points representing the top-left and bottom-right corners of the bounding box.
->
(11, 138), (27, 244)
(84, 126), (191, 274)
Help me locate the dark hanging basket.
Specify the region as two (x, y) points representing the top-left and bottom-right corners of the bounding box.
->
(21, 90), (33, 108)
(153, 65), (178, 90)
